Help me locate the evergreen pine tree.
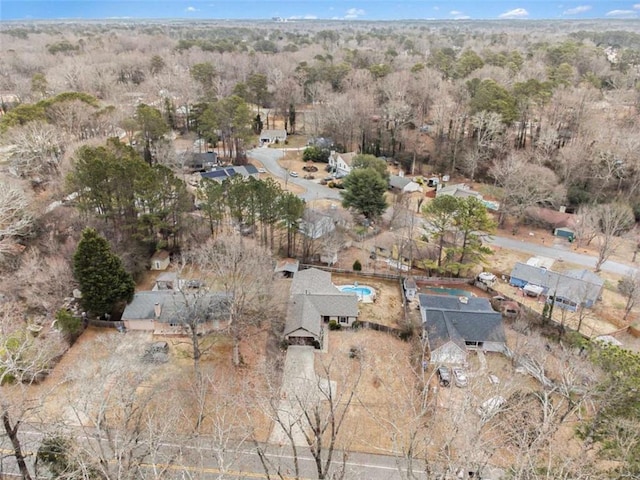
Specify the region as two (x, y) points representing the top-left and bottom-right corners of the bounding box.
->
(73, 228), (135, 317)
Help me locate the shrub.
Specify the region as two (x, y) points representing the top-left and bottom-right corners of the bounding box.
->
(303, 145), (330, 163)
(55, 309), (83, 340)
(353, 259), (362, 271)
(328, 319), (341, 330)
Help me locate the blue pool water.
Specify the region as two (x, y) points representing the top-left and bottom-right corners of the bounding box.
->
(338, 286), (373, 296)
(424, 287), (475, 297)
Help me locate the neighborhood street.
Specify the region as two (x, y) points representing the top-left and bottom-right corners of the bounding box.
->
(248, 147), (342, 202)
(484, 235), (637, 276)
(1, 425), (433, 480)
(247, 147), (637, 276)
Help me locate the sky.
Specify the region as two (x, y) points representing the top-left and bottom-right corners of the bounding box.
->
(2, 0), (640, 21)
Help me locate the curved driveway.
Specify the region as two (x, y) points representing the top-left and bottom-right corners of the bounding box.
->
(248, 147), (341, 202)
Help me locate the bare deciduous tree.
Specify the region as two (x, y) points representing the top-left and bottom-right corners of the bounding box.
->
(489, 153), (565, 229)
(0, 180), (33, 265)
(189, 235), (279, 366)
(8, 122), (66, 177)
(593, 202), (635, 272)
(257, 358), (361, 480)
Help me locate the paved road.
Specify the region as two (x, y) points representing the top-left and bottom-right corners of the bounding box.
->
(248, 147), (342, 202)
(484, 235), (637, 276)
(1, 427), (432, 480)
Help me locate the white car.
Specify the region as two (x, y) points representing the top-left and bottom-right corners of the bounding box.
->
(452, 367), (468, 387)
(289, 171), (298, 177)
(257, 167), (266, 173)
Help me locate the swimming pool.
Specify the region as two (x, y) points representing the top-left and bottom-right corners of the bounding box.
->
(337, 284), (376, 303)
(424, 287), (476, 297)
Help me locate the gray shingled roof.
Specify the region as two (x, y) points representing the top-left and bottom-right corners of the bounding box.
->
(510, 262), (603, 304)
(284, 268), (359, 340)
(291, 268), (337, 295)
(284, 294), (322, 338)
(419, 294), (506, 352)
(122, 291), (231, 324)
(389, 175), (412, 189)
(122, 291), (172, 320)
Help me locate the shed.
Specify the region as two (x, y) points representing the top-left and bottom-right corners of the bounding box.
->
(150, 250), (170, 271)
(275, 258), (300, 277)
(404, 277), (418, 301)
(554, 227), (575, 241)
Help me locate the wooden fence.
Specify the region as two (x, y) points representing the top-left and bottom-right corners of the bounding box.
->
(88, 319), (125, 329)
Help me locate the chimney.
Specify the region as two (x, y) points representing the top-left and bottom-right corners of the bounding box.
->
(154, 302), (162, 319)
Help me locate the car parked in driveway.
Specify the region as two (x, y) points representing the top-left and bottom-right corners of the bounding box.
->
(289, 171), (298, 177)
(452, 367), (468, 387)
(437, 366), (451, 387)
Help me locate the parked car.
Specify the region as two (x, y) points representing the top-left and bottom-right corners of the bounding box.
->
(452, 367), (468, 387)
(289, 171), (298, 177)
(257, 167), (266, 173)
(437, 366), (451, 387)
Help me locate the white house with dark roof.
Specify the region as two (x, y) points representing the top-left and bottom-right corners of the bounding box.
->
(328, 151), (357, 178)
(419, 294), (506, 365)
(509, 262), (603, 311)
(283, 268), (359, 348)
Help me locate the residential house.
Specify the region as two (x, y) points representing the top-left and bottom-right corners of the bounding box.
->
(200, 165), (259, 183)
(283, 268), (359, 348)
(328, 151), (357, 178)
(525, 206), (576, 230)
(419, 294), (507, 365)
(389, 175), (423, 194)
(150, 250), (170, 271)
(436, 183), (484, 201)
(300, 209), (336, 240)
(121, 291), (231, 335)
(259, 129), (287, 144)
(509, 262), (604, 311)
(307, 137), (335, 150)
(183, 152), (218, 171)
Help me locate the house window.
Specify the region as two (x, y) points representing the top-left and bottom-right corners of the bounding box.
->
(465, 341), (484, 349)
(339, 316), (348, 324)
(323, 316), (330, 323)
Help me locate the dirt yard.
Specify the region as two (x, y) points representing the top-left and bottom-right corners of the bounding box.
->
(23, 326), (278, 442)
(331, 273), (405, 328)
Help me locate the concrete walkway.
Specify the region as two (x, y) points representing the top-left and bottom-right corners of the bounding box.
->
(269, 346), (335, 446)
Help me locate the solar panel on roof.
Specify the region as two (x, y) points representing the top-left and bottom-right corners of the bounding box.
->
(201, 170), (227, 179)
